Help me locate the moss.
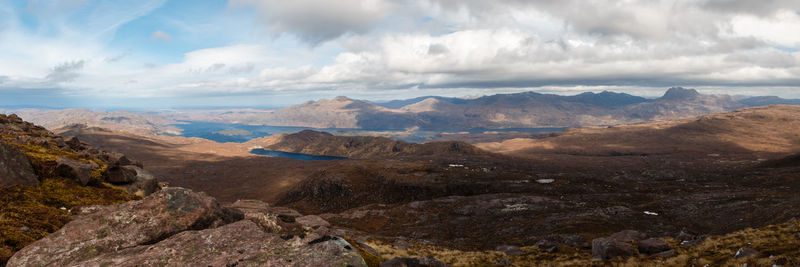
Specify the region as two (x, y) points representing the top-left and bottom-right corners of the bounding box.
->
(0, 177), (137, 265)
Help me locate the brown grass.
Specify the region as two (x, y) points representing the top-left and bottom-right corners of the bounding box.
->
(364, 218), (800, 266)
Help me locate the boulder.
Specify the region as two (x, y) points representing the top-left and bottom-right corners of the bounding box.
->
(734, 247), (759, 259)
(109, 152), (132, 167)
(0, 143), (39, 187)
(115, 166), (160, 197)
(64, 136), (83, 151)
(296, 215), (331, 230)
(271, 206), (303, 222)
(608, 230), (645, 243)
(638, 238), (671, 255)
(592, 238), (637, 260)
(106, 165), (138, 184)
(55, 158), (96, 185)
(11, 219), (366, 267)
(535, 239), (559, 252)
(54, 137), (67, 149)
(226, 199), (303, 235)
(562, 234), (590, 248)
(7, 188), (243, 266)
(380, 256), (450, 267)
(64, 221), (365, 266)
(7, 114), (23, 123)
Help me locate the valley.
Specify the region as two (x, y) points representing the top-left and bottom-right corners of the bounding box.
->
(3, 90), (800, 266)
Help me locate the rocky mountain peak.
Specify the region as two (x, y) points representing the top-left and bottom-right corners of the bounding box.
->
(660, 87), (701, 101)
(333, 96), (353, 102)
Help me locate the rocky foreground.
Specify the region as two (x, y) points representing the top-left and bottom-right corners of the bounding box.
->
(7, 187), (371, 266)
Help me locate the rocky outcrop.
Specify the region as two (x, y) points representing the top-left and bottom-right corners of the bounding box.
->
(225, 199), (304, 235)
(67, 221), (365, 266)
(55, 158), (97, 186)
(591, 230), (646, 260)
(0, 143), (38, 187)
(1, 113), (160, 195)
(7, 188), (241, 266)
(637, 238), (670, 255)
(108, 165), (159, 196)
(7, 188), (366, 267)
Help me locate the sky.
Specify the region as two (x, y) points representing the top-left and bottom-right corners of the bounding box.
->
(1, 0), (799, 108)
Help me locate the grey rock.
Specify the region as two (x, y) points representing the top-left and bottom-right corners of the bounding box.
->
(55, 158), (96, 185)
(638, 238), (671, 254)
(115, 166), (160, 196)
(608, 230), (645, 242)
(7, 188), (245, 266)
(64, 136), (83, 151)
(592, 238), (637, 260)
(109, 152), (132, 167)
(106, 165), (138, 184)
(0, 142), (39, 187)
(7, 114), (23, 123)
(734, 247), (759, 258)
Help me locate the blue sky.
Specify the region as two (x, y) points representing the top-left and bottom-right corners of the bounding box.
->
(1, 0), (800, 108)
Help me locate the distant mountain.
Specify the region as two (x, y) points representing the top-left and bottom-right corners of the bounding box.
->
(620, 87), (743, 120)
(375, 96), (470, 109)
(739, 96), (800, 106)
(154, 87), (800, 130)
(565, 91), (650, 107)
(9, 87), (799, 132)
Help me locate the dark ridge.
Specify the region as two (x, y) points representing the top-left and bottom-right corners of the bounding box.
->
(659, 87), (700, 101)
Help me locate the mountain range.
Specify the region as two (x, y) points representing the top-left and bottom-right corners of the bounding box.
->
(3, 87), (799, 136)
(161, 87), (798, 130)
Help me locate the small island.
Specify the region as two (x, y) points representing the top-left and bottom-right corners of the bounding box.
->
(215, 129), (253, 136)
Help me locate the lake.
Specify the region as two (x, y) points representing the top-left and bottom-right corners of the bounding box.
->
(250, 148), (346, 161)
(170, 121), (567, 143)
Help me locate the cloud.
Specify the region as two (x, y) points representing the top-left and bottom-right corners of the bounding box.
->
(46, 60), (86, 83)
(3, 0), (800, 104)
(104, 52), (131, 62)
(151, 30), (173, 42)
(230, 0), (391, 45)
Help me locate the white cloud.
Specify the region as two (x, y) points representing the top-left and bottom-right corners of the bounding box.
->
(730, 10), (800, 47)
(151, 30), (173, 42)
(230, 0), (392, 44)
(2, 0), (800, 103)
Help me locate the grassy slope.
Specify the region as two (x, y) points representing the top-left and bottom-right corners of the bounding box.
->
(0, 114), (137, 265)
(363, 218), (800, 266)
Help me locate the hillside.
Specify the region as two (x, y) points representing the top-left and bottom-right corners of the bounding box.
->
(477, 105), (800, 158)
(0, 114), (159, 265)
(0, 109), (180, 136)
(249, 130), (485, 159)
(7, 106), (800, 265)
